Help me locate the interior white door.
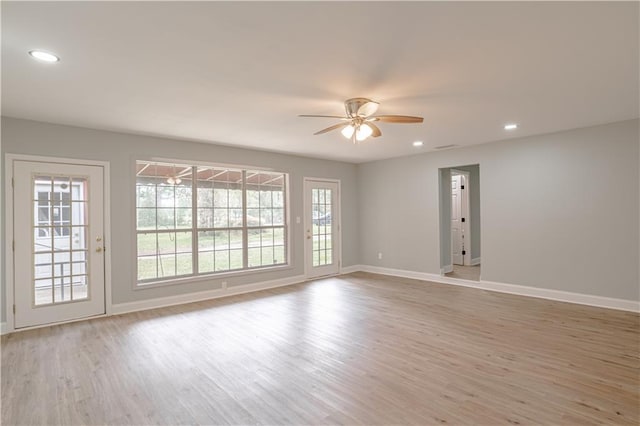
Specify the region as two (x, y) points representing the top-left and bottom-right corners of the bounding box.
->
(13, 160), (106, 328)
(304, 179), (340, 279)
(451, 174), (464, 265)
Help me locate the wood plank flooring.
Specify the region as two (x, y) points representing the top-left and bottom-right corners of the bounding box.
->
(445, 264), (481, 281)
(2, 272), (638, 425)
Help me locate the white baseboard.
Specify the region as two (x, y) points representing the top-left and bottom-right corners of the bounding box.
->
(356, 265), (639, 313)
(440, 264), (453, 274)
(471, 257), (481, 266)
(340, 264), (363, 274)
(1, 322), (8, 336)
(112, 274), (306, 315)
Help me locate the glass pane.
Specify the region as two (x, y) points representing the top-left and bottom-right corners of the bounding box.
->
(54, 231), (71, 251)
(260, 209), (273, 226)
(248, 229), (261, 248)
(72, 276), (88, 300)
(229, 208), (243, 227)
(198, 231), (214, 251)
(137, 233), (157, 257)
(176, 232), (192, 253)
(34, 176), (52, 201)
(137, 208), (157, 230)
(273, 228), (285, 246)
(261, 228), (274, 247)
(72, 261), (87, 275)
(137, 185), (156, 207)
(158, 254), (176, 277)
(197, 208), (214, 228)
(246, 190), (260, 208)
(230, 230), (243, 249)
(157, 208), (175, 228)
(138, 256), (157, 281)
(198, 251), (214, 273)
(214, 209), (229, 228)
(248, 247), (261, 268)
(214, 231), (229, 249)
(229, 189), (243, 208)
(230, 249), (243, 269)
(274, 246), (285, 264)
(176, 253), (192, 276)
(34, 278), (53, 305)
(246, 209), (260, 227)
(71, 226), (87, 250)
(71, 178), (88, 201)
(260, 191), (272, 208)
(34, 253), (52, 278)
(157, 186), (175, 208)
(158, 233), (176, 254)
(272, 209), (284, 226)
(175, 208), (192, 229)
(197, 187), (213, 208)
(71, 202), (87, 227)
(261, 246), (274, 266)
(174, 180), (192, 208)
(54, 276), (72, 303)
(214, 188), (229, 208)
(214, 250), (229, 271)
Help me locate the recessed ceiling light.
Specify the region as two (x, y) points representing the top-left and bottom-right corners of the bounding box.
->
(28, 50), (59, 63)
(413, 141), (424, 147)
(504, 123), (518, 130)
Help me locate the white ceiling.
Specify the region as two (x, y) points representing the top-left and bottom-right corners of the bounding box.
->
(2, 1), (638, 163)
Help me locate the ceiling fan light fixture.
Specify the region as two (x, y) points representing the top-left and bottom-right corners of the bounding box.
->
(341, 124), (355, 139)
(356, 123), (373, 141)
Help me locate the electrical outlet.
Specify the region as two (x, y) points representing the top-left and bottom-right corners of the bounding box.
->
(378, 252), (383, 260)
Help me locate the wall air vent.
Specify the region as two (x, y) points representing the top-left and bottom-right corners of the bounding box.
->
(433, 144), (459, 150)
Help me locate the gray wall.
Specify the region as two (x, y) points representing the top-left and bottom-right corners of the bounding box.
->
(1, 117), (359, 317)
(438, 164), (481, 269)
(358, 119), (639, 301)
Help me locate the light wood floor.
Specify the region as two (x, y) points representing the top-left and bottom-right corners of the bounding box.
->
(2, 272), (638, 425)
(446, 264), (481, 281)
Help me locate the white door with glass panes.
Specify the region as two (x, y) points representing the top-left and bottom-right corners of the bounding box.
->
(304, 179), (340, 278)
(13, 161), (105, 328)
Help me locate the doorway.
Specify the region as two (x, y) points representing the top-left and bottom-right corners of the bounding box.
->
(304, 178), (341, 279)
(439, 165), (481, 281)
(8, 158), (108, 329)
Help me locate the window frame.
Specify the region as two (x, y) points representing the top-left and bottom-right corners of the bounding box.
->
(133, 158), (291, 289)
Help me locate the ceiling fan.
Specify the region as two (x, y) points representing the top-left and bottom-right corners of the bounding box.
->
(300, 97), (424, 143)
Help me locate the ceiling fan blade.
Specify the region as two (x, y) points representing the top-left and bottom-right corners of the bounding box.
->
(370, 115), (424, 123)
(313, 122), (349, 135)
(299, 115), (349, 120)
(369, 122), (382, 137)
(356, 101), (379, 117)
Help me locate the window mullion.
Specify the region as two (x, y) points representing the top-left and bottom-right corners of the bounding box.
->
(242, 170), (248, 269)
(191, 166), (198, 276)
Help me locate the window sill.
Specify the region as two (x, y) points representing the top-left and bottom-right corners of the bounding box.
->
(134, 264), (294, 290)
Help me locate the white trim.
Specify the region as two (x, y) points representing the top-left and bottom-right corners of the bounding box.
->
(4, 154), (113, 334)
(1, 322), (8, 336)
(113, 274), (305, 315)
(471, 257), (481, 266)
(441, 264), (453, 274)
(355, 265), (640, 313)
(340, 264), (362, 274)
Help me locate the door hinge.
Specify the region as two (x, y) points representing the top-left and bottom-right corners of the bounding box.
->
(461, 217), (465, 222)
(12, 240), (15, 251)
(462, 250), (466, 256)
(13, 304), (16, 314)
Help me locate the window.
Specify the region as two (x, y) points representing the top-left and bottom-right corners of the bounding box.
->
(136, 161), (288, 284)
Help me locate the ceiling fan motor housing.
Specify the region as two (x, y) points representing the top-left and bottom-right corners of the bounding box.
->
(345, 97), (376, 117)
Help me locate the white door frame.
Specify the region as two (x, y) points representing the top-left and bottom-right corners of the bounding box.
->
(451, 169), (471, 266)
(4, 154), (112, 334)
(303, 177), (342, 279)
